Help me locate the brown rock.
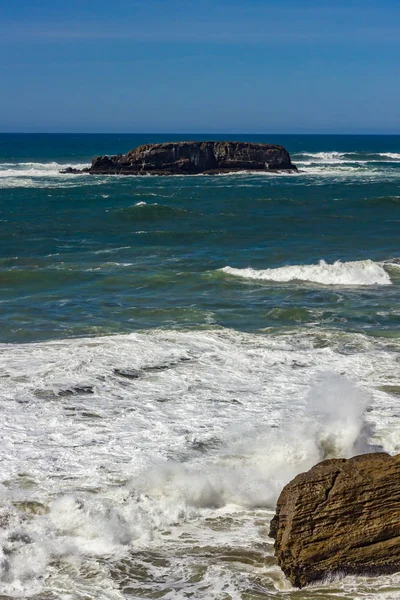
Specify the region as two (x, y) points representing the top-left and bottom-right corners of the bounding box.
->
(269, 453), (400, 588)
(86, 141), (297, 175)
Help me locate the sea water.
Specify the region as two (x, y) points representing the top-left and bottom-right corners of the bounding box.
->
(0, 133), (399, 599)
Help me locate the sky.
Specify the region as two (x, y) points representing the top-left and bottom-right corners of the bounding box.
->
(1, 0), (400, 133)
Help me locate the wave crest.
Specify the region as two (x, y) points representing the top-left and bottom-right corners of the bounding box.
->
(118, 201), (190, 220)
(378, 152), (400, 160)
(0, 161), (90, 178)
(296, 151), (346, 163)
(220, 259), (392, 286)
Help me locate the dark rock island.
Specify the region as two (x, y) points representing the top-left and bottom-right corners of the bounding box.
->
(269, 452), (400, 588)
(62, 141), (297, 175)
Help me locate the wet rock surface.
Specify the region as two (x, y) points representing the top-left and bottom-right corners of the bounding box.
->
(62, 141), (297, 175)
(269, 452), (400, 588)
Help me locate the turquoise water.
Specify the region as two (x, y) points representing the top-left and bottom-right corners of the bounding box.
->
(0, 135), (400, 600)
(1, 134), (400, 343)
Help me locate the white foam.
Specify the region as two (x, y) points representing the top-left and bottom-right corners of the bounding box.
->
(296, 163), (387, 176)
(0, 161), (91, 189)
(293, 151), (400, 179)
(0, 329), (399, 597)
(0, 161), (90, 177)
(221, 259), (392, 286)
(378, 152), (400, 160)
(297, 151), (347, 163)
(296, 151), (400, 163)
(0, 158), (398, 189)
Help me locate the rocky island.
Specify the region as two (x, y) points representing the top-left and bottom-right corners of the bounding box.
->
(62, 141), (297, 175)
(269, 452), (400, 588)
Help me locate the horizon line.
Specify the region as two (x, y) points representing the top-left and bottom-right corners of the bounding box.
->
(1, 132), (400, 136)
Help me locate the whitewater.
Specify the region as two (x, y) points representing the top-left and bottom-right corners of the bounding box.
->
(2, 146), (400, 189)
(221, 259), (393, 286)
(0, 133), (400, 599)
(1, 329), (399, 598)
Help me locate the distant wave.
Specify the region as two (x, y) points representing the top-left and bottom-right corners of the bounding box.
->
(289, 150), (400, 181)
(1, 152), (399, 188)
(0, 161), (91, 189)
(220, 259), (392, 286)
(296, 151), (347, 164)
(378, 152), (400, 160)
(0, 161), (90, 178)
(295, 150), (400, 165)
(117, 201), (191, 220)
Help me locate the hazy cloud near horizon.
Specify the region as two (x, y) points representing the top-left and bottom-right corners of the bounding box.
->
(1, 0), (400, 132)
(3, 3), (400, 44)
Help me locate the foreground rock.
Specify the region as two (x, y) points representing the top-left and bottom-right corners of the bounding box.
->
(62, 141), (297, 175)
(269, 453), (400, 588)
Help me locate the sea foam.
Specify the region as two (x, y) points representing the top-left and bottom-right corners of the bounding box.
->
(378, 152), (400, 160)
(0, 328), (398, 597)
(0, 162), (90, 177)
(221, 259), (392, 286)
(296, 151), (347, 163)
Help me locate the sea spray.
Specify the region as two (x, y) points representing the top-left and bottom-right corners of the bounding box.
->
(130, 374), (376, 510)
(0, 329), (397, 597)
(307, 373), (377, 458)
(5, 372), (368, 592)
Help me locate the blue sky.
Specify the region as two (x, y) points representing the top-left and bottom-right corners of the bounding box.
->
(1, 0), (400, 133)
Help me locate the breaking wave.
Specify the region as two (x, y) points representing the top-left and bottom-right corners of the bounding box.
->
(0, 161), (90, 177)
(1, 153), (400, 187)
(0, 326), (397, 597)
(295, 151), (400, 169)
(296, 151), (347, 164)
(0, 326), (398, 597)
(221, 259), (392, 286)
(0, 161), (91, 189)
(296, 150), (400, 162)
(378, 152), (400, 160)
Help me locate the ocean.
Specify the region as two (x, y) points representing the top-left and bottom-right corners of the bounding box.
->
(0, 133), (399, 599)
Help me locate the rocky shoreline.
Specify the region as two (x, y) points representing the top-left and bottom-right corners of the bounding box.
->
(269, 452), (400, 588)
(61, 141), (297, 175)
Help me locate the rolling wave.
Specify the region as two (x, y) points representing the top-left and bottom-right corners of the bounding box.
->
(295, 150), (400, 165)
(295, 151), (347, 164)
(378, 152), (400, 160)
(117, 201), (191, 220)
(0, 161), (90, 177)
(220, 259), (392, 286)
(0, 161), (91, 188)
(285, 149), (400, 181)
